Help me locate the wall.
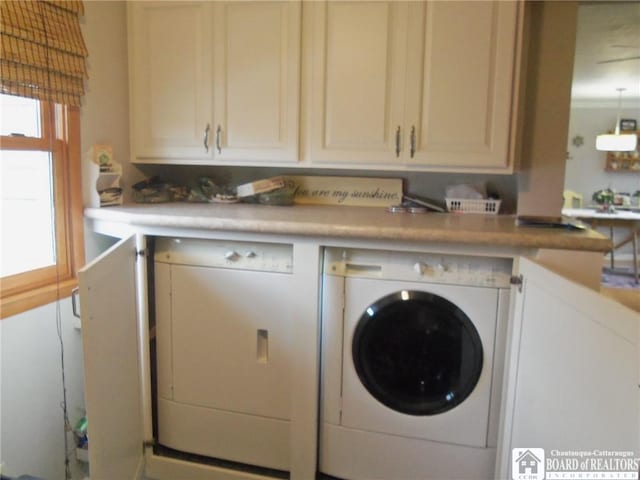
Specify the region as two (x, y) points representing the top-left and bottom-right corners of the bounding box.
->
(80, 2), (142, 209)
(0, 3), (130, 479)
(0, 302), (85, 480)
(80, 0), (134, 255)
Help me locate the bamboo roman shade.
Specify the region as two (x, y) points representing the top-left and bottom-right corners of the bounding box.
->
(0, 0), (88, 106)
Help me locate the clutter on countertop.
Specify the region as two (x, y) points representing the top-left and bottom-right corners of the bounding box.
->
(590, 188), (640, 212)
(132, 175), (407, 208)
(132, 177), (180, 203)
(128, 175), (508, 213)
(592, 188), (615, 206)
(386, 193), (445, 214)
(515, 215), (588, 231)
(200, 177), (239, 203)
(89, 144), (123, 207)
(444, 182), (501, 214)
(236, 176), (285, 197)
(446, 198), (502, 214)
(444, 183), (486, 200)
(243, 179), (298, 206)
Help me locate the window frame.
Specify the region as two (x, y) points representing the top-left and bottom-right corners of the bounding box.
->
(0, 100), (84, 319)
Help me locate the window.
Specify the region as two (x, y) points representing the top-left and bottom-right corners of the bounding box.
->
(0, 93), (84, 318)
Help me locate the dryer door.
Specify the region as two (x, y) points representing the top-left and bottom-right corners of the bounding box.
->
(352, 290), (483, 416)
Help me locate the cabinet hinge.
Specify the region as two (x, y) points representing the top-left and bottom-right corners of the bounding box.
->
(143, 439), (155, 450)
(510, 274), (523, 292)
(136, 249), (146, 258)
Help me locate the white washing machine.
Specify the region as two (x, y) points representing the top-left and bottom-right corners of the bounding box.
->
(153, 237), (294, 472)
(320, 248), (512, 480)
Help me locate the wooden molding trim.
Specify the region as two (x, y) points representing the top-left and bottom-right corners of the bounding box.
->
(0, 278), (77, 319)
(66, 106), (86, 276)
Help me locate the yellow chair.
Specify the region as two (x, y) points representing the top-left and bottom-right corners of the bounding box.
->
(563, 190), (583, 209)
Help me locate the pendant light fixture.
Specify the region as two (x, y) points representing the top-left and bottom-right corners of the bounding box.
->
(595, 88), (638, 152)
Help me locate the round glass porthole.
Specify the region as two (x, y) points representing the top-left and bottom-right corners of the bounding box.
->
(352, 290), (483, 416)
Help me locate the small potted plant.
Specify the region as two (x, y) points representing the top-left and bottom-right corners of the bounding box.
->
(592, 188), (616, 212)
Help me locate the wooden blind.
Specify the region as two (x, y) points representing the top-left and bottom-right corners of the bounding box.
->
(0, 0), (88, 106)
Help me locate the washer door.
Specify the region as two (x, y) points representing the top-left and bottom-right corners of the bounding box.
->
(352, 290), (483, 416)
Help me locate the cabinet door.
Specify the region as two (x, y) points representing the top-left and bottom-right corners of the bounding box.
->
(129, 2), (213, 162)
(78, 235), (144, 479)
(213, 2), (301, 163)
(405, 1), (518, 170)
(496, 257), (639, 478)
(307, 1), (408, 165)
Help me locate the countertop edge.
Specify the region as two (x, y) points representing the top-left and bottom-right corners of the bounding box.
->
(84, 205), (613, 252)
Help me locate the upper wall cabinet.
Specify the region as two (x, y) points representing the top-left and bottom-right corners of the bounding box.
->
(128, 1), (301, 165)
(407, 1), (519, 170)
(306, 1), (520, 172)
(212, 2), (301, 163)
(306, 1), (408, 165)
(129, 2), (212, 161)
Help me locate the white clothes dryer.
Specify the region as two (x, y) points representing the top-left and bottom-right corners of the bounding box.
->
(153, 238), (295, 473)
(320, 248), (512, 480)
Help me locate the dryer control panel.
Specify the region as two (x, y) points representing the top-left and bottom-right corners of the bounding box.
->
(324, 248), (512, 288)
(155, 237), (293, 273)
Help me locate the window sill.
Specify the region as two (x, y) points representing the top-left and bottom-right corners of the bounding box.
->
(1, 278), (78, 319)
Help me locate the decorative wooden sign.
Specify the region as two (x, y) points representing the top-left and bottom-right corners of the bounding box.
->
(285, 176), (403, 207)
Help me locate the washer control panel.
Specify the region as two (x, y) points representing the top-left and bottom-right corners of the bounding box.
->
(324, 247), (513, 288)
(155, 237), (293, 273)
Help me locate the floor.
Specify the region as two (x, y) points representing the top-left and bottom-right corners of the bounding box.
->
(599, 260), (639, 313)
(600, 285), (640, 313)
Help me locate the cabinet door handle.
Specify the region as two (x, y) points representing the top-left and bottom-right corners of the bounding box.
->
(395, 126), (401, 158)
(71, 287), (80, 318)
(257, 329), (268, 364)
(215, 125), (222, 154)
(410, 125), (416, 158)
(203, 123), (210, 152)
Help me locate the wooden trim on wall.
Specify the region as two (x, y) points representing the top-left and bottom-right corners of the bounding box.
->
(0, 278), (78, 319)
(66, 106), (86, 278)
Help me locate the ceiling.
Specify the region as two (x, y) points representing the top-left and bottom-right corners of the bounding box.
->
(571, 2), (640, 101)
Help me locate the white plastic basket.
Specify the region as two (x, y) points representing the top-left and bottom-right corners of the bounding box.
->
(445, 198), (501, 214)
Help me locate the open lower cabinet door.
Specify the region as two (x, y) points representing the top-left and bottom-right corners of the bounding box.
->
(79, 234), (145, 479)
(496, 257), (639, 479)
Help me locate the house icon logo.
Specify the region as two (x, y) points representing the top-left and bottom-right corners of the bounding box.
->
(512, 448), (545, 480)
